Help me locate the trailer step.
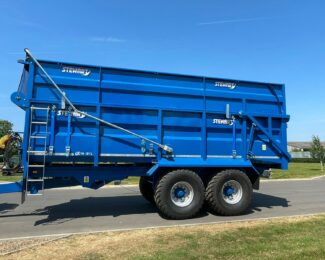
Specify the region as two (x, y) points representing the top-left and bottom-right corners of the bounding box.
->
(27, 179), (44, 182)
(28, 151), (47, 155)
(31, 121), (47, 125)
(30, 136), (47, 139)
(31, 107), (49, 111)
(28, 165), (45, 168)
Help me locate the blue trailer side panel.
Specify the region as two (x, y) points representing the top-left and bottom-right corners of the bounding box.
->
(11, 57), (290, 187)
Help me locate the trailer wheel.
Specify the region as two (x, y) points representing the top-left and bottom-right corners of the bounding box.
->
(139, 176), (155, 204)
(154, 170), (204, 220)
(206, 169), (252, 216)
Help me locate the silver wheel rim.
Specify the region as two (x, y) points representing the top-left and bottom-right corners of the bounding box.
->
(170, 181), (194, 207)
(221, 180), (243, 204)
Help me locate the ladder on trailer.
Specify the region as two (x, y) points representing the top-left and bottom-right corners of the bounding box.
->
(26, 106), (49, 196)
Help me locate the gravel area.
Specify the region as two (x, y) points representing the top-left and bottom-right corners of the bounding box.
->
(0, 236), (68, 256)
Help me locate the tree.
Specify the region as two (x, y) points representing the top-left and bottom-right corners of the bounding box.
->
(310, 135), (325, 172)
(0, 120), (13, 138)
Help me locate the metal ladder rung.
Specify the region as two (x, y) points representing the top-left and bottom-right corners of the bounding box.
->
(30, 136), (47, 139)
(31, 107), (49, 110)
(25, 104), (49, 199)
(28, 151), (47, 155)
(28, 165), (44, 168)
(27, 179), (44, 182)
(31, 121), (47, 125)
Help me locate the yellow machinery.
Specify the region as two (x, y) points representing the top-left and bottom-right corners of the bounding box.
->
(0, 134), (10, 150)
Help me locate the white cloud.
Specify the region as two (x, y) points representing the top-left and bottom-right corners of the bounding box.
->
(197, 17), (269, 26)
(2, 15), (44, 29)
(90, 37), (126, 43)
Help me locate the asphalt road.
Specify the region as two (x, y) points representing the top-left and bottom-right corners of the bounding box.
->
(1, 177), (325, 240)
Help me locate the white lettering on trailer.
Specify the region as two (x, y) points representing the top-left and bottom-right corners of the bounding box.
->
(57, 110), (86, 118)
(214, 81), (236, 89)
(62, 66), (91, 76)
(74, 152), (93, 156)
(213, 119), (233, 125)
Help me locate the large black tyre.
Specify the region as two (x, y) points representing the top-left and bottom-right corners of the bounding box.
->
(139, 176), (155, 204)
(154, 169), (205, 220)
(206, 169), (252, 216)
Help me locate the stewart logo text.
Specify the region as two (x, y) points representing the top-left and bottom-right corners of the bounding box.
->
(214, 81), (236, 89)
(57, 110), (86, 118)
(213, 119), (233, 125)
(62, 66), (91, 76)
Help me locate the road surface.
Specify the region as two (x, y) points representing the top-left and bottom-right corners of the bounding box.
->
(1, 177), (325, 240)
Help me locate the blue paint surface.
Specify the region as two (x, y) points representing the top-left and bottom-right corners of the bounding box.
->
(6, 57), (290, 191)
(0, 181), (23, 193)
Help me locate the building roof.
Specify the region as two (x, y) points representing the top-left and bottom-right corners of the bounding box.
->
(288, 142), (325, 149)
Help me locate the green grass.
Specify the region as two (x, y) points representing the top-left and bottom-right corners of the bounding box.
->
(0, 175), (139, 184)
(130, 215), (325, 260)
(271, 162), (325, 179)
(119, 163), (325, 182)
(120, 176), (139, 185)
(0, 175), (21, 182)
(1, 163), (323, 183)
(8, 215), (325, 259)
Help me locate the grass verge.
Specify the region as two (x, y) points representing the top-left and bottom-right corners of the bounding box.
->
(120, 176), (139, 185)
(1, 163), (324, 183)
(0, 175), (21, 182)
(2, 214), (325, 259)
(0, 175), (139, 184)
(271, 162), (325, 179)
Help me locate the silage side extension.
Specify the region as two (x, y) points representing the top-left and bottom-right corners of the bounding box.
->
(0, 49), (290, 219)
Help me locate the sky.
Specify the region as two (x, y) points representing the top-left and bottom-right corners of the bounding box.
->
(0, 0), (324, 141)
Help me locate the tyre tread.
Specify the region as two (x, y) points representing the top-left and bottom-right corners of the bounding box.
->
(154, 169), (204, 220)
(139, 176), (155, 204)
(206, 169), (252, 216)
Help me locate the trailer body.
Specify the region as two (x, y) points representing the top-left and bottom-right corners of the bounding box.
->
(1, 51), (290, 218)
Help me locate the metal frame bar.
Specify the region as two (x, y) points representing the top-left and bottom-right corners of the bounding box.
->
(245, 114), (291, 160)
(232, 118), (237, 157)
(247, 122), (256, 157)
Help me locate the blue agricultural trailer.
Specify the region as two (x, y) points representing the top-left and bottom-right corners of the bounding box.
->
(0, 49), (290, 219)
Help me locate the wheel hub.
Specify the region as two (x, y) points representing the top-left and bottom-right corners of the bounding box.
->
(224, 186), (235, 197)
(175, 188), (186, 199)
(221, 180), (243, 205)
(170, 181), (194, 207)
